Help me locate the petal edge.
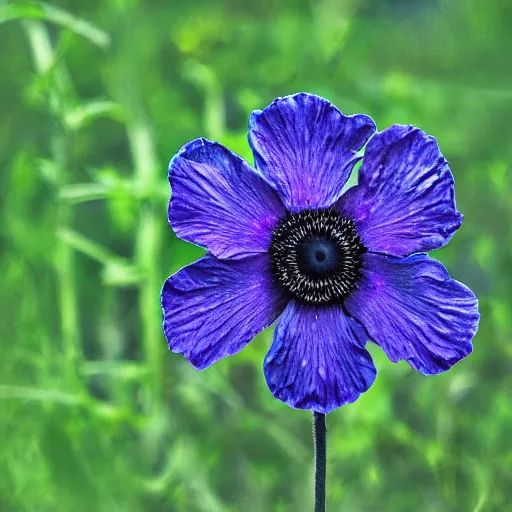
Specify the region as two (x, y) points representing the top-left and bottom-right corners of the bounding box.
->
(264, 301), (377, 413)
(249, 93), (376, 212)
(338, 125), (462, 257)
(168, 138), (286, 260)
(162, 254), (287, 370)
(345, 253), (479, 375)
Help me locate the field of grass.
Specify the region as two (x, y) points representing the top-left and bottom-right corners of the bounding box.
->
(1, 1), (511, 510)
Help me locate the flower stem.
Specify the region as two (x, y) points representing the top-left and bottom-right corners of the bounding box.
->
(313, 412), (327, 512)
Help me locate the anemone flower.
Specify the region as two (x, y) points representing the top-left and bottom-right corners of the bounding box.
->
(161, 93), (479, 510)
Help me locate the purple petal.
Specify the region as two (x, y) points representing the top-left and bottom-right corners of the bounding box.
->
(338, 125), (463, 257)
(248, 93), (376, 212)
(169, 138), (286, 260)
(162, 254), (287, 370)
(264, 301), (377, 413)
(345, 253), (480, 375)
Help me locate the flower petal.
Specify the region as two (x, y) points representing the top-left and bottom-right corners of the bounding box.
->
(248, 93), (376, 212)
(264, 301), (377, 413)
(345, 253), (479, 375)
(338, 125), (462, 257)
(162, 254), (287, 370)
(169, 138), (286, 260)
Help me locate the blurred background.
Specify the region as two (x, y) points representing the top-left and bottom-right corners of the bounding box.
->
(0, 0), (511, 510)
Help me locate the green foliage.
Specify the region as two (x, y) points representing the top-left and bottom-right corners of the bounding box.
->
(0, 0), (510, 510)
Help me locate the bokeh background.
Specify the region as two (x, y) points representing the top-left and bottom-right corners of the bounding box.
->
(1, 0), (511, 510)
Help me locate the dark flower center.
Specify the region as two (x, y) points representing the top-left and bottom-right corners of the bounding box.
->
(270, 208), (366, 305)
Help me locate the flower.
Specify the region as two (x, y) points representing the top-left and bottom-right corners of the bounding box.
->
(161, 93), (480, 414)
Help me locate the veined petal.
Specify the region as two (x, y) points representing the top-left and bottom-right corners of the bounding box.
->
(345, 253), (479, 375)
(169, 138), (286, 260)
(338, 125), (462, 257)
(248, 93), (376, 212)
(264, 301), (376, 413)
(162, 254), (287, 370)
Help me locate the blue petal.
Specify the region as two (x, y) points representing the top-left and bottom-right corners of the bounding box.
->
(345, 253), (480, 375)
(162, 254), (287, 370)
(169, 138), (286, 260)
(248, 93), (376, 212)
(338, 125), (463, 257)
(264, 301), (377, 413)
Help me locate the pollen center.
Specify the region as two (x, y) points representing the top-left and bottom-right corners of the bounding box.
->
(270, 208), (366, 305)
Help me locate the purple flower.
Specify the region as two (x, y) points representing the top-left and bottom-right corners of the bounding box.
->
(162, 93), (480, 414)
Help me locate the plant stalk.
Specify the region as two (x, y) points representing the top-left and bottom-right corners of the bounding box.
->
(313, 412), (327, 512)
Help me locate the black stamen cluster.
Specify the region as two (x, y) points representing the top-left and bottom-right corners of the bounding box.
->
(270, 208), (366, 305)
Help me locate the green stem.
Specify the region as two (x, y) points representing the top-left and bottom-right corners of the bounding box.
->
(23, 20), (80, 379)
(129, 121), (162, 416)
